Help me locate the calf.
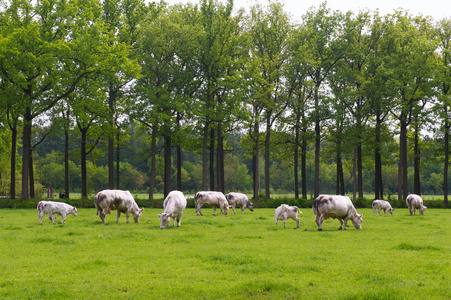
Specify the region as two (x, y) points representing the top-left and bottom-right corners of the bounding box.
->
(275, 204), (302, 228)
(225, 192), (254, 214)
(158, 191), (187, 229)
(313, 195), (362, 231)
(372, 200), (394, 216)
(406, 194), (427, 215)
(94, 190), (144, 224)
(37, 201), (77, 224)
(195, 191), (229, 216)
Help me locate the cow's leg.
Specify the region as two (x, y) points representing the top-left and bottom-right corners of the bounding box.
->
(196, 204), (203, 216)
(283, 217), (287, 228)
(125, 212), (130, 223)
(294, 217), (300, 229)
(342, 217), (349, 230)
(231, 205), (237, 214)
(176, 214), (182, 227)
(116, 210), (121, 223)
(49, 214), (56, 225)
(373, 208), (376, 216)
(315, 214), (323, 231)
(338, 219), (344, 230)
(378, 208), (382, 216)
(212, 206), (217, 216)
(383, 208), (387, 215)
(59, 213), (66, 224)
(241, 207), (245, 214)
(99, 209), (107, 224)
(39, 212), (45, 224)
(275, 216), (278, 226)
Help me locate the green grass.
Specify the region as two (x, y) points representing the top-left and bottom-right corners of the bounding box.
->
(0, 207), (450, 299)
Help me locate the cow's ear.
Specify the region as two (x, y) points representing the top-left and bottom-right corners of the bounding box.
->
(73, 207), (76, 210)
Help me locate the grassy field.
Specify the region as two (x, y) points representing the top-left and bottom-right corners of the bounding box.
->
(0, 206), (450, 299)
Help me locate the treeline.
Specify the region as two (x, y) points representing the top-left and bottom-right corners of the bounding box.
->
(0, 0), (450, 207)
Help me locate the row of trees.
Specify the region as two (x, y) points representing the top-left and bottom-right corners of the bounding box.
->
(1, 0), (450, 207)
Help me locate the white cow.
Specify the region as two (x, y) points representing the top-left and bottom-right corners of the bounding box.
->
(406, 194), (427, 215)
(312, 195), (363, 231)
(158, 191), (187, 229)
(37, 201), (77, 224)
(225, 192), (254, 214)
(275, 204), (302, 228)
(372, 200), (394, 216)
(195, 191), (229, 216)
(94, 190), (144, 224)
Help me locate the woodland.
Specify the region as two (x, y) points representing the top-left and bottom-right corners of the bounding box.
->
(1, 0), (451, 208)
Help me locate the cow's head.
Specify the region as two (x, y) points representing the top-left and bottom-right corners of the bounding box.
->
(71, 207), (78, 217)
(132, 208), (144, 223)
(420, 205), (427, 215)
(158, 213), (172, 229)
(223, 204), (230, 215)
(388, 208), (394, 215)
(247, 201), (254, 212)
(351, 214), (363, 229)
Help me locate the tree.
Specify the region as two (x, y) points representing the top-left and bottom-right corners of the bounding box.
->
(248, 0), (291, 200)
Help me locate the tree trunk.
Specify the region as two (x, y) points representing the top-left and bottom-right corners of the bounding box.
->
(209, 128), (215, 191)
(29, 148), (35, 198)
(253, 122), (260, 202)
(9, 120), (17, 199)
(301, 113), (307, 200)
(413, 122), (421, 195)
(375, 114), (383, 200)
(265, 113), (271, 200)
(116, 130), (120, 189)
(81, 128), (88, 199)
(202, 123), (209, 191)
(314, 86), (320, 198)
(177, 113), (182, 191)
(64, 122), (70, 198)
(148, 124), (157, 201)
(444, 118), (449, 208)
(357, 140), (363, 199)
(21, 108), (32, 200)
(164, 134), (172, 198)
(398, 113), (408, 203)
(217, 122), (224, 193)
(294, 119), (299, 201)
(108, 85), (115, 190)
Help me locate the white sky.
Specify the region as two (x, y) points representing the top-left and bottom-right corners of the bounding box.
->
(162, 0), (451, 22)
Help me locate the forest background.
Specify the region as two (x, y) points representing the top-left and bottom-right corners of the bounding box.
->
(1, 0), (451, 208)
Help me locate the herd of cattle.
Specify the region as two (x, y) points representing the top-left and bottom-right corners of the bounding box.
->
(36, 190), (428, 230)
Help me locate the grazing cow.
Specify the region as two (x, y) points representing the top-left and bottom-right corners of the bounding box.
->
(37, 201), (77, 224)
(195, 191), (229, 216)
(372, 200), (394, 216)
(94, 190), (144, 224)
(158, 191), (187, 229)
(312, 195), (363, 231)
(225, 192), (254, 214)
(406, 194), (427, 215)
(275, 204), (302, 228)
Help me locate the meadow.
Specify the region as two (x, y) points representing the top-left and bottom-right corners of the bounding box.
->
(0, 206), (450, 299)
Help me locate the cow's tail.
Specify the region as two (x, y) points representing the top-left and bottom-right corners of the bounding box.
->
(406, 195), (412, 206)
(312, 197), (320, 215)
(37, 201), (44, 212)
(94, 192), (102, 215)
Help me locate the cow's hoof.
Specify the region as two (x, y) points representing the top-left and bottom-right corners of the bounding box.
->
(318, 228), (323, 231)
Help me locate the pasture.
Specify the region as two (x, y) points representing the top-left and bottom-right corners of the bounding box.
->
(0, 206), (450, 299)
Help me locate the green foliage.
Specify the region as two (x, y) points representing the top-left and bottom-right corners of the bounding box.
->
(0, 208), (450, 299)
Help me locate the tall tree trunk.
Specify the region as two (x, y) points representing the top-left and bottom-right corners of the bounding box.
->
(301, 113), (307, 200)
(64, 121), (70, 198)
(444, 116), (449, 208)
(9, 119), (17, 199)
(294, 119), (300, 201)
(116, 130), (120, 190)
(414, 122), (421, 195)
(164, 134), (172, 198)
(22, 108), (32, 200)
(217, 123), (224, 193)
(81, 129), (88, 199)
(209, 128), (215, 191)
(375, 115), (383, 200)
(398, 113), (408, 203)
(29, 148), (35, 198)
(353, 148), (357, 202)
(265, 113), (271, 200)
(148, 124), (157, 201)
(108, 83), (115, 190)
(177, 145), (182, 191)
(357, 140), (363, 199)
(202, 123), (209, 191)
(253, 122), (260, 202)
(314, 86), (320, 198)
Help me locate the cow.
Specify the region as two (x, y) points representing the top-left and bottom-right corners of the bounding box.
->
(275, 204), (302, 228)
(158, 191), (187, 229)
(406, 194), (427, 215)
(312, 195), (363, 231)
(225, 192), (254, 214)
(37, 201), (77, 224)
(194, 191), (229, 216)
(372, 200), (394, 216)
(94, 190), (144, 224)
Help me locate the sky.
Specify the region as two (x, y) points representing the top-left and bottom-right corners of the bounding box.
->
(162, 0), (451, 22)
